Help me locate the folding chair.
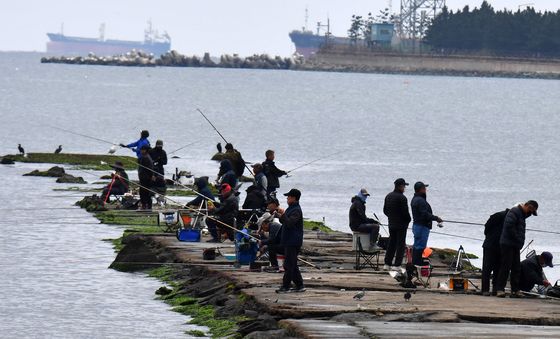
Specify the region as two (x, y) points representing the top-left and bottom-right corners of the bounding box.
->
(157, 211), (180, 233)
(405, 247), (433, 287)
(354, 236), (380, 270)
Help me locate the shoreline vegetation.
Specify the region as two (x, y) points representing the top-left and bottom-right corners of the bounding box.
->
(2, 153), (137, 170)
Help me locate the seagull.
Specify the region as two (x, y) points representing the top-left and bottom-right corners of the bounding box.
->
(353, 288), (365, 300)
(108, 145), (116, 154)
(404, 291), (412, 302)
(18, 144), (24, 155)
(54, 145), (62, 154)
(216, 142), (222, 153)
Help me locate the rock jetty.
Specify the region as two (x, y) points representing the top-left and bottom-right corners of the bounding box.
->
(41, 50), (304, 70)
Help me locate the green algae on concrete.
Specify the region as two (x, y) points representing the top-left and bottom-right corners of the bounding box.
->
(8, 153), (137, 170)
(304, 219), (334, 233)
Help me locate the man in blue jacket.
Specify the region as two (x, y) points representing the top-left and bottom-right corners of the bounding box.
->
(276, 188), (305, 293)
(186, 177), (215, 207)
(120, 130), (150, 159)
(410, 182), (442, 265)
(495, 200), (538, 298)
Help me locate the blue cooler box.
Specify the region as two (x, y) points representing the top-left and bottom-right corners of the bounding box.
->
(177, 229), (201, 242)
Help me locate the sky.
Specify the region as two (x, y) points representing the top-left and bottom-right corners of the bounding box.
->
(1, 0), (558, 56)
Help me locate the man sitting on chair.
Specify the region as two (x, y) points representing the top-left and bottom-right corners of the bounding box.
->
(349, 188), (381, 250)
(257, 212), (284, 271)
(102, 161), (129, 200)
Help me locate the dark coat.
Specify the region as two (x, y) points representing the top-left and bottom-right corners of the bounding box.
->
(280, 202), (303, 247)
(483, 209), (509, 249)
(262, 159), (286, 189)
(138, 154), (154, 184)
(383, 190), (411, 228)
(242, 185), (266, 210)
(349, 196), (376, 231)
(149, 147), (167, 177)
(500, 205), (527, 249)
(222, 149), (245, 177)
(218, 160), (238, 189)
(213, 193), (239, 227)
(261, 221), (282, 246)
(520, 255), (545, 292)
(411, 193), (439, 229)
(187, 177), (215, 206)
(112, 170), (129, 193)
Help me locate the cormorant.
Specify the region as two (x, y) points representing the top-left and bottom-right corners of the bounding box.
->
(18, 144), (24, 155)
(216, 142), (222, 153)
(404, 291), (412, 302)
(55, 145), (62, 154)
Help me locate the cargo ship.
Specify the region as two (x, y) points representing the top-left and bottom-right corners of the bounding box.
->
(46, 21), (171, 56)
(289, 19), (352, 58)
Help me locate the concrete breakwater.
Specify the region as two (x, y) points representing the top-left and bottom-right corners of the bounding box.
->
(41, 50), (304, 70)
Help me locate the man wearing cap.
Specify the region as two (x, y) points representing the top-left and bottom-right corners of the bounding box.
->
(257, 212), (283, 270)
(120, 130), (150, 159)
(276, 188), (305, 293)
(496, 200), (539, 298)
(519, 251), (553, 292)
(481, 208), (510, 296)
(138, 145), (155, 210)
(102, 161), (129, 200)
(411, 182), (443, 265)
(383, 178), (412, 270)
(150, 139), (168, 192)
(349, 188), (381, 249)
(223, 143), (246, 178)
(207, 183), (239, 243)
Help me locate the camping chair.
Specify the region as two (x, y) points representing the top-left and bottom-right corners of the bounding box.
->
(354, 235), (380, 270)
(157, 211), (180, 233)
(406, 247), (433, 287)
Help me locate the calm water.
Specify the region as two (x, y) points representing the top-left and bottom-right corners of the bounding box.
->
(2, 51), (560, 332)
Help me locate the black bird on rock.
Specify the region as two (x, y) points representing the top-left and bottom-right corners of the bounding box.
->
(404, 291), (413, 302)
(55, 145), (62, 154)
(18, 144), (24, 155)
(216, 142), (222, 153)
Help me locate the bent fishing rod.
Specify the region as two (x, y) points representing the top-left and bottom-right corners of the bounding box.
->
(443, 219), (560, 236)
(168, 140), (200, 155)
(285, 149), (347, 175)
(196, 108), (255, 178)
(77, 168), (319, 269)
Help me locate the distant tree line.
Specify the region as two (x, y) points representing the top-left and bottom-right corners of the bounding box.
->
(424, 1), (560, 57)
(348, 9), (394, 44)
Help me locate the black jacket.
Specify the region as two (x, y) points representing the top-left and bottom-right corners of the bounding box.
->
(138, 154), (154, 183)
(242, 185), (266, 210)
(149, 147), (167, 177)
(500, 205), (527, 249)
(112, 170), (129, 193)
(187, 177), (215, 206)
(383, 190), (411, 228)
(261, 221), (282, 246)
(482, 209), (509, 249)
(213, 193), (239, 226)
(262, 159), (286, 189)
(223, 149), (245, 177)
(411, 193), (439, 229)
(280, 202), (303, 247)
(349, 196), (376, 230)
(520, 255), (545, 292)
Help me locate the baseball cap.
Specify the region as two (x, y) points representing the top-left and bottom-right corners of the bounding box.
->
(220, 183), (232, 194)
(155, 140), (163, 146)
(526, 200), (538, 216)
(541, 251), (554, 267)
(284, 188), (301, 200)
(394, 178), (409, 186)
(414, 181), (429, 191)
(359, 188), (370, 196)
(257, 212), (273, 227)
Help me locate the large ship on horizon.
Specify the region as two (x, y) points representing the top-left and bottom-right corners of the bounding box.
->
(46, 21), (171, 56)
(289, 18), (352, 58)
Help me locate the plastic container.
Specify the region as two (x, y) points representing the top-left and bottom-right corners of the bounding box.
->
(177, 228), (201, 242)
(277, 254), (285, 267)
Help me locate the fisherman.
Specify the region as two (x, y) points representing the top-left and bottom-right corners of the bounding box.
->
(207, 183), (239, 243)
(349, 188), (381, 250)
(481, 208), (510, 296)
(223, 143), (245, 178)
(383, 178), (412, 270)
(410, 182), (442, 266)
(149, 139), (168, 192)
(102, 161), (129, 200)
(519, 251), (553, 293)
(217, 159), (238, 189)
(276, 189), (305, 293)
(252, 163), (268, 197)
(138, 145), (155, 210)
(496, 200), (538, 298)
(242, 184), (266, 210)
(262, 150), (287, 196)
(186, 177), (215, 207)
(257, 212), (283, 271)
(120, 130), (150, 159)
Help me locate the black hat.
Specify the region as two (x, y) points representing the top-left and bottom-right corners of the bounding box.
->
(541, 251), (554, 267)
(267, 197), (279, 206)
(225, 143), (233, 150)
(141, 130), (149, 138)
(394, 178), (409, 186)
(414, 181), (429, 192)
(525, 200), (538, 216)
(284, 188), (301, 200)
(110, 161), (125, 170)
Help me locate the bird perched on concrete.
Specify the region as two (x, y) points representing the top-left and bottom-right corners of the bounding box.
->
(353, 288), (365, 300)
(108, 145), (117, 154)
(54, 145), (62, 154)
(404, 291), (412, 302)
(216, 142), (222, 153)
(18, 144), (24, 155)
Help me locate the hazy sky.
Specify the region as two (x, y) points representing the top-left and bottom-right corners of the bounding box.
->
(1, 0), (558, 56)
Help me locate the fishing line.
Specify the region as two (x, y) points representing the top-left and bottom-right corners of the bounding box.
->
(285, 149), (347, 174)
(168, 141), (201, 155)
(444, 219), (560, 236)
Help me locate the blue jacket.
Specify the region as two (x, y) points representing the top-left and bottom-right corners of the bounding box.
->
(500, 205), (527, 249)
(411, 193), (439, 229)
(187, 177), (215, 206)
(280, 202), (303, 247)
(219, 160), (238, 189)
(127, 137), (150, 159)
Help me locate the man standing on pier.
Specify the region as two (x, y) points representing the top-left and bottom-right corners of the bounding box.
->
(276, 189), (305, 293)
(495, 200), (538, 298)
(262, 150), (287, 197)
(481, 208), (509, 296)
(410, 182), (442, 266)
(383, 178), (411, 270)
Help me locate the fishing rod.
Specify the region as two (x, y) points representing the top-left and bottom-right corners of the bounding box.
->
(196, 108), (255, 178)
(285, 149), (346, 174)
(168, 140), (200, 155)
(48, 124), (116, 146)
(444, 219), (560, 236)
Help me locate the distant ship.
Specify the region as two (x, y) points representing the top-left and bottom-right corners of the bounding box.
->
(289, 19), (352, 58)
(46, 21), (171, 56)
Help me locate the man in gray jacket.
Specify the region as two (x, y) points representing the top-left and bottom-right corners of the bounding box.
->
(495, 200), (538, 298)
